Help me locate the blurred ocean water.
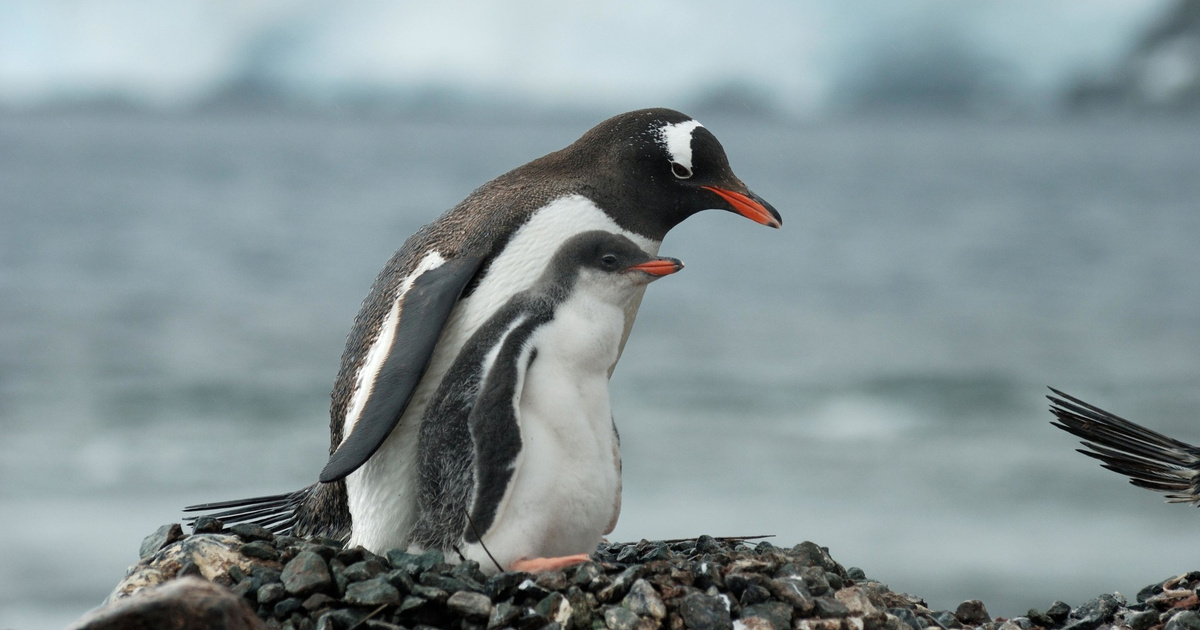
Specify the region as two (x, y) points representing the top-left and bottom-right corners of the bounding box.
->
(1, 111), (1199, 628)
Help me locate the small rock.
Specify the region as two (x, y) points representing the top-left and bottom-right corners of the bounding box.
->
(193, 516), (225, 534)
(598, 566), (644, 603)
(489, 601), (522, 629)
(835, 587), (879, 616)
(1167, 611), (1200, 630)
(139, 524), (185, 559)
(848, 568), (867, 581)
(932, 610), (961, 629)
(1129, 610), (1161, 630)
(696, 535), (721, 554)
(302, 593), (336, 612)
(623, 579), (667, 620)
(955, 600), (991, 626)
(230, 523), (276, 543)
(768, 577), (814, 613)
(679, 592), (733, 630)
(1025, 609), (1054, 627)
(743, 601), (792, 629)
(257, 582), (286, 606)
(240, 541), (280, 562)
(738, 617), (776, 630)
(343, 560), (386, 582)
(813, 597), (850, 619)
(487, 571), (526, 600)
(617, 545), (640, 563)
(281, 551), (333, 596)
(889, 607), (923, 630)
(344, 577), (401, 606)
(411, 549), (445, 572)
(535, 592), (573, 626)
(449, 591), (494, 621)
(605, 606), (641, 630)
(537, 571), (570, 592)
(1046, 602), (1071, 624)
(274, 597), (303, 618)
(67, 576), (265, 630)
(740, 585), (772, 607)
(801, 567), (831, 596)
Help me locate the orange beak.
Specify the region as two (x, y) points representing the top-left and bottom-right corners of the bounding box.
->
(625, 257), (684, 277)
(702, 186), (782, 229)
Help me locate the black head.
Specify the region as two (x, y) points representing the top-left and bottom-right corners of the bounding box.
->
(541, 230), (683, 295)
(557, 108), (782, 239)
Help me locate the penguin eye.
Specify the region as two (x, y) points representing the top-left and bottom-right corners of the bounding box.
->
(601, 254), (618, 268)
(670, 161), (692, 179)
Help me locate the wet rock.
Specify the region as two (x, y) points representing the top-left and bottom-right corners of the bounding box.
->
(68, 576), (266, 630)
(955, 600), (990, 626)
(448, 591), (493, 621)
(680, 592), (733, 630)
(343, 577), (401, 606)
(139, 523), (186, 560)
(623, 579), (667, 619)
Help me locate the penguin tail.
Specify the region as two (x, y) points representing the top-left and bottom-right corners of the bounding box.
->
(1049, 387), (1200, 504)
(183, 481), (350, 540)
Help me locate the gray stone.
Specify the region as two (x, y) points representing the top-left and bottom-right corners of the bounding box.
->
(605, 606), (640, 630)
(680, 592), (733, 630)
(1046, 602), (1071, 624)
(768, 577), (814, 613)
(889, 607), (922, 630)
(743, 601), (792, 629)
(1167, 611), (1200, 630)
(1129, 610), (1161, 630)
(622, 579), (667, 620)
(240, 541), (280, 562)
(139, 524), (185, 560)
(449, 591), (494, 621)
(954, 600), (990, 626)
(282, 551), (332, 596)
(343, 560), (386, 582)
(489, 601), (522, 630)
(229, 523), (275, 543)
(274, 597), (303, 618)
(813, 597), (850, 619)
(344, 577), (401, 606)
(257, 582), (286, 605)
(302, 593), (336, 612)
(66, 576), (266, 630)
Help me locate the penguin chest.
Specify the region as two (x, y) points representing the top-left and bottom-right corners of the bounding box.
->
(481, 297), (625, 563)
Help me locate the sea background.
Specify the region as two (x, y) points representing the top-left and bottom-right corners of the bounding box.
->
(3, 2), (1200, 628)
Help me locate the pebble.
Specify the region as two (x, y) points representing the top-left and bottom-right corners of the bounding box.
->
(343, 577), (401, 606)
(139, 523), (185, 559)
(623, 579), (667, 619)
(282, 551), (333, 596)
(680, 592), (733, 630)
(77, 527), (1200, 630)
(954, 600), (990, 625)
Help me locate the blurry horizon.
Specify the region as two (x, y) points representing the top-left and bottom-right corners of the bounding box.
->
(2, 0), (1196, 119)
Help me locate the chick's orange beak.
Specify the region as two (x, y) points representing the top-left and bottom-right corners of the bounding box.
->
(625, 257), (684, 277)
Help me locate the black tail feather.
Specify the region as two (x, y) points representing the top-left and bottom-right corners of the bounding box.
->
(1049, 387), (1200, 504)
(184, 487), (314, 535)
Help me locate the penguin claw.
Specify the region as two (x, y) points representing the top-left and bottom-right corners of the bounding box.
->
(508, 553), (591, 573)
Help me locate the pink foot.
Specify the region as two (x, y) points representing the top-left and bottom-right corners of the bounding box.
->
(508, 553), (591, 573)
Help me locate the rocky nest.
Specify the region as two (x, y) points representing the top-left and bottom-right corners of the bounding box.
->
(69, 518), (1200, 630)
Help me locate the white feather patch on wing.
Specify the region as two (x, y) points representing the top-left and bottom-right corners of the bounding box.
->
(339, 251), (446, 444)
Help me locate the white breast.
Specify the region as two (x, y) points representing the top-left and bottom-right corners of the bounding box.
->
(345, 195), (658, 553)
(465, 288), (627, 569)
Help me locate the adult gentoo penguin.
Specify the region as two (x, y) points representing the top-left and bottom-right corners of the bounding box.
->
(409, 230), (683, 573)
(1049, 388), (1200, 505)
(185, 107), (781, 553)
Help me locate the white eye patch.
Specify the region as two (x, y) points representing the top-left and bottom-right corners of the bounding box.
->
(657, 119), (704, 171)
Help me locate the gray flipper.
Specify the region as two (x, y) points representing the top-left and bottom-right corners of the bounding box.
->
(320, 254), (485, 483)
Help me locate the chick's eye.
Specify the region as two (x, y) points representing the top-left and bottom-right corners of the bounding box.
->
(601, 254), (618, 267)
(670, 161), (692, 179)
